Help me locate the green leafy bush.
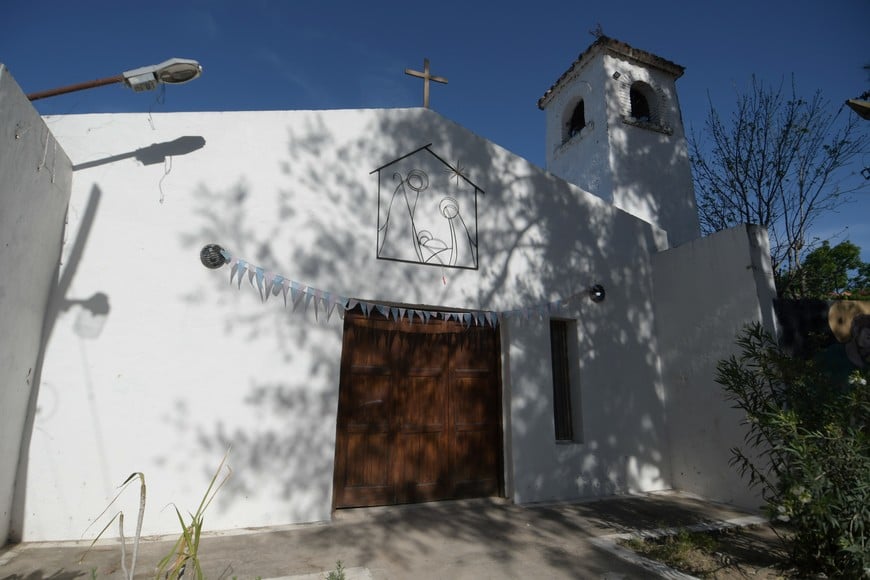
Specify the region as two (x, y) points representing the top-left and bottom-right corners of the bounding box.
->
(716, 323), (869, 577)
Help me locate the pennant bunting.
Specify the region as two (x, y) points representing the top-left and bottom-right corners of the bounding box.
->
(212, 247), (597, 328)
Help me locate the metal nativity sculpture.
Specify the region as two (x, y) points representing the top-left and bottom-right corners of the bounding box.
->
(373, 145), (482, 270)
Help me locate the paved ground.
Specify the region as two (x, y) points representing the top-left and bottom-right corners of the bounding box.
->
(0, 491), (766, 580)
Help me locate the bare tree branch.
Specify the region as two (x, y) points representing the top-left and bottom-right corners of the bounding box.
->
(689, 76), (869, 297)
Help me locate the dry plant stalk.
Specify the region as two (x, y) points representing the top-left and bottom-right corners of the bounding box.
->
(156, 450), (232, 580)
(80, 472), (147, 580)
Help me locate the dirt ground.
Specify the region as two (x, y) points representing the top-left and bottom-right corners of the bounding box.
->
(621, 524), (796, 579)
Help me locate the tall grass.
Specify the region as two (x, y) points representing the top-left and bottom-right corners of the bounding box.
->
(156, 450), (232, 580)
(80, 450), (231, 579)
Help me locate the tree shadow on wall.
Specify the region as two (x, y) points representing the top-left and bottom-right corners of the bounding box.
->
(175, 107), (681, 552)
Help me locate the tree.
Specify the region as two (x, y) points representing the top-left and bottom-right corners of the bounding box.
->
(689, 76), (869, 297)
(717, 323), (870, 577)
(779, 240), (870, 299)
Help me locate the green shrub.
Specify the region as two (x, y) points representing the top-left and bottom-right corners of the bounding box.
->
(716, 323), (869, 577)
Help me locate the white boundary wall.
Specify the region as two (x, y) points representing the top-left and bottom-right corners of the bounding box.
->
(0, 65), (73, 544)
(652, 224), (777, 509)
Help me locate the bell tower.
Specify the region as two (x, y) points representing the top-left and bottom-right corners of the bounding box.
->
(538, 36), (700, 246)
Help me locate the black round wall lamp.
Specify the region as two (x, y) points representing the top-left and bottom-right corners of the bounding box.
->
(200, 244), (228, 269)
(588, 284), (606, 303)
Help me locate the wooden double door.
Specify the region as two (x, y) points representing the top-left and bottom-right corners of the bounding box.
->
(333, 311), (503, 508)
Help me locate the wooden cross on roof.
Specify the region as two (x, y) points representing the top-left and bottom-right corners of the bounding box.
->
(404, 58), (448, 108)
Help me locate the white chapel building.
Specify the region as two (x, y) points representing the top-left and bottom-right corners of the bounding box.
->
(0, 36), (777, 543)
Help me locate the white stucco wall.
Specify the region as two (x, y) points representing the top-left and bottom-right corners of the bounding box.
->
(17, 106), (679, 541)
(505, 207), (673, 503)
(0, 65), (73, 545)
(652, 224), (777, 509)
(544, 56), (614, 204)
(603, 53), (699, 248)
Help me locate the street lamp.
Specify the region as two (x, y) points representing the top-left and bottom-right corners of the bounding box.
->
(27, 58), (202, 101)
(846, 93), (870, 121)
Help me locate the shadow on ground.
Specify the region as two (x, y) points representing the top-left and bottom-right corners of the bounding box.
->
(0, 493), (766, 580)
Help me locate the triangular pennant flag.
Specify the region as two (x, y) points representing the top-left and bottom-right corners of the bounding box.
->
(303, 290), (314, 313)
(376, 304), (389, 318)
(229, 259), (239, 285)
(463, 313), (472, 328)
(235, 260), (248, 289)
(388, 307), (398, 321)
(271, 275), (284, 296)
(292, 284), (306, 312)
(255, 267), (265, 301)
(314, 289), (324, 318)
(219, 248), (231, 263)
(290, 281), (302, 304)
(347, 298), (358, 311)
(281, 279), (290, 307)
(326, 295), (340, 322)
(264, 271), (275, 301)
(361, 302), (372, 317)
(398, 308), (407, 322)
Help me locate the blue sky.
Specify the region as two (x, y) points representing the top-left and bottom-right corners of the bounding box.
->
(3, 0), (868, 260)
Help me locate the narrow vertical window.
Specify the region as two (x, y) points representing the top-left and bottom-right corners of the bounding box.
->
(550, 320), (574, 441)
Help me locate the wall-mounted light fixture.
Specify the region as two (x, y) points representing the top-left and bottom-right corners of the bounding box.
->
(588, 284), (606, 303)
(27, 58), (202, 101)
(612, 71), (621, 80)
(200, 244), (228, 269)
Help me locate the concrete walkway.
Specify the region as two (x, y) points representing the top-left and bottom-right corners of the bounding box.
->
(0, 492), (765, 580)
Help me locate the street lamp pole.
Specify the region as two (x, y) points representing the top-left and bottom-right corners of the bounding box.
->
(27, 75), (125, 101)
(27, 58), (202, 101)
